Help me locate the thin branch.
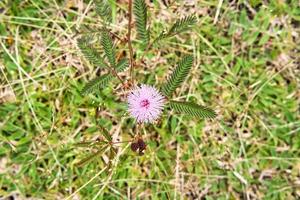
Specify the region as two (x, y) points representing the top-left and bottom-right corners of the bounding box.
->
(139, 40), (154, 63)
(100, 58), (126, 88)
(111, 68), (125, 86)
(128, 0), (134, 84)
(110, 31), (124, 42)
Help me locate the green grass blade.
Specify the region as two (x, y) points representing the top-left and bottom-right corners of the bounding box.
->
(76, 145), (108, 167)
(98, 125), (112, 142)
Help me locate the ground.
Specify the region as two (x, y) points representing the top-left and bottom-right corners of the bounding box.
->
(0, 0), (300, 199)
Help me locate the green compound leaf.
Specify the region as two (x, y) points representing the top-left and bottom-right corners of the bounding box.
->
(81, 58), (129, 95)
(161, 55), (193, 97)
(81, 73), (113, 95)
(154, 15), (197, 43)
(94, 0), (112, 23)
(133, 0), (149, 47)
(77, 36), (107, 68)
(169, 101), (217, 119)
(168, 15), (197, 36)
(115, 58), (129, 72)
(101, 30), (116, 67)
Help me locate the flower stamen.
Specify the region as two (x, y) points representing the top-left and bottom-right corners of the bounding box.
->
(140, 99), (150, 109)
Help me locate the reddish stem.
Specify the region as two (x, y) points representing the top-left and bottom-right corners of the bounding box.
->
(128, 0), (134, 85)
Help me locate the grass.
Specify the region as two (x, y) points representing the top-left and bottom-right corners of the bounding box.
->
(0, 0), (300, 199)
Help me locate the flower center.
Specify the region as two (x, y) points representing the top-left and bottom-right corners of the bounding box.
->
(140, 99), (150, 109)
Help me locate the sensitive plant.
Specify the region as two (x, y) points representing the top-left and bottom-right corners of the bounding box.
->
(76, 0), (216, 165)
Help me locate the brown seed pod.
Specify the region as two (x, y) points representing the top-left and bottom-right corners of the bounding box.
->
(131, 142), (139, 152)
(137, 139), (146, 151)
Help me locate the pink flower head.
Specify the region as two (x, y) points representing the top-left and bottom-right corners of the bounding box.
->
(128, 84), (165, 123)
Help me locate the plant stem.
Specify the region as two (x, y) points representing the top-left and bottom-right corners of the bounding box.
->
(111, 68), (125, 86)
(101, 59), (126, 88)
(128, 0), (134, 85)
(140, 41), (154, 63)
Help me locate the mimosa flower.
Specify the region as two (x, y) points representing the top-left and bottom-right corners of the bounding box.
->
(127, 84), (165, 123)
